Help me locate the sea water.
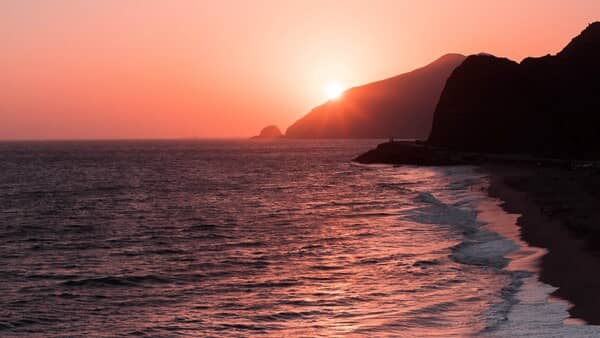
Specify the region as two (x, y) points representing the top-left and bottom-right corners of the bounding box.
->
(0, 139), (598, 337)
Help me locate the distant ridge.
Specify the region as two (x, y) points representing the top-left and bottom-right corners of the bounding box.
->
(285, 54), (466, 139)
(428, 22), (600, 158)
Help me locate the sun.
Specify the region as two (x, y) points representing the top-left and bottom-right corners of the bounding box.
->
(324, 81), (345, 100)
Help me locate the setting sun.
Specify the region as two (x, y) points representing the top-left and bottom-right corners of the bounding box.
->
(324, 81), (345, 100)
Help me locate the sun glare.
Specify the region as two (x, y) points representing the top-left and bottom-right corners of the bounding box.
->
(324, 81), (345, 100)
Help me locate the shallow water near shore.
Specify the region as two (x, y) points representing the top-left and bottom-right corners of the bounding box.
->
(0, 139), (598, 336)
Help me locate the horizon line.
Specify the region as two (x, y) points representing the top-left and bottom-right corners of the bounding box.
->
(0, 137), (251, 142)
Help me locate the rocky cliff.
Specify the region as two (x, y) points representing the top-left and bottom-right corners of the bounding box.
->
(428, 22), (600, 159)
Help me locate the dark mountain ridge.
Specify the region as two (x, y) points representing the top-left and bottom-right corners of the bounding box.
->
(285, 54), (466, 139)
(427, 22), (600, 159)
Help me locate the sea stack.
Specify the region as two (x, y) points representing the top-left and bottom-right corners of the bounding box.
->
(251, 125), (283, 139)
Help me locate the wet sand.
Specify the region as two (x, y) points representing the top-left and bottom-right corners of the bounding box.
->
(485, 164), (600, 324)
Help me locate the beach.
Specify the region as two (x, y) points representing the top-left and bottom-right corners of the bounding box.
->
(485, 164), (600, 325)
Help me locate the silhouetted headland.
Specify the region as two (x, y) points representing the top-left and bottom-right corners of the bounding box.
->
(285, 54), (465, 139)
(356, 22), (600, 165)
(251, 125), (283, 139)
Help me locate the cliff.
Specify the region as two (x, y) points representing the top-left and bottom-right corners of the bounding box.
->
(427, 22), (600, 159)
(285, 54), (466, 139)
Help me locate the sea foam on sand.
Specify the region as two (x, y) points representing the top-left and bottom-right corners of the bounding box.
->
(475, 182), (600, 336)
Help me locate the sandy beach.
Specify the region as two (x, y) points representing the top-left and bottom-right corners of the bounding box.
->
(485, 164), (600, 324)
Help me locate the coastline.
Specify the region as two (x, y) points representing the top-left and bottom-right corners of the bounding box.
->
(484, 164), (600, 325)
(354, 141), (599, 167)
(355, 141), (600, 328)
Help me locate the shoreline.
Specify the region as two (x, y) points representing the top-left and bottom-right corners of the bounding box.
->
(483, 164), (600, 325)
(355, 141), (600, 167)
(356, 140), (600, 324)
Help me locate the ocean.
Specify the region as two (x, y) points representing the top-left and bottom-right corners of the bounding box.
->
(1, 139), (599, 337)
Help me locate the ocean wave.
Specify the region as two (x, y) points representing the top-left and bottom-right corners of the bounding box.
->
(412, 259), (441, 267)
(252, 310), (326, 322)
(408, 172), (528, 333)
(2, 141), (567, 336)
(451, 234), (519, 269)
(61, 275), (172, 288)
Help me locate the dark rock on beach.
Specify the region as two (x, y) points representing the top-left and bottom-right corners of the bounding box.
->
(354, 141), (477, 166)
(353, 140), (581, 167)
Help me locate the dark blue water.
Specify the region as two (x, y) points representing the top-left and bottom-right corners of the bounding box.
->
(2, 139), (585, 337)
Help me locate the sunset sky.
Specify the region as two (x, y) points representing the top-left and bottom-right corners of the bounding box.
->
(1, 1), (599, 139)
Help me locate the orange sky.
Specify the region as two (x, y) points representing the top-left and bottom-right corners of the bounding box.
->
(1, 1), (599, 139)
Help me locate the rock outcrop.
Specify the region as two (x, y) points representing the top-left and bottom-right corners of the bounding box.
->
(251, 125), (283, 139)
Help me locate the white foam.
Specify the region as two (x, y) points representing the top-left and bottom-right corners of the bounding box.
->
(467, 171), (600, 337)
(394, 166), (600, 335)
(490, 276), (600, 337)
(452, 235), (519, 268)
(418, 167), (600, 336)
